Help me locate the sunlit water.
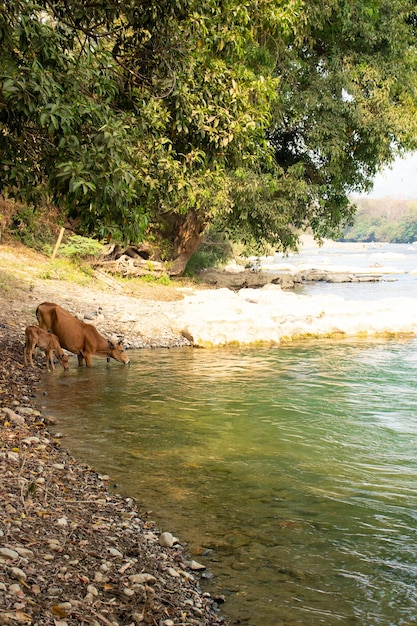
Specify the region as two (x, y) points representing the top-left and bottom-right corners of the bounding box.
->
(40, 339), (417, 626)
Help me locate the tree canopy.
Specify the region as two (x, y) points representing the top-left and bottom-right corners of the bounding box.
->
(1, 0), (417, 272)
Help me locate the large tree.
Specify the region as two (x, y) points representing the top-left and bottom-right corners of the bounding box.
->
(1, 1), (417, 273)
(220, 0), (417, 252)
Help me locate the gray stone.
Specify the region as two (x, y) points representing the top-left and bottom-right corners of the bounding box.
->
(128, 573), (156, 585)
(0, 547), (19, 560)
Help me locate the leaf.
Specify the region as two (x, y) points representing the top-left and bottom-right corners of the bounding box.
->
(2, 78), (19, 93)
(51, 605), (68, 617)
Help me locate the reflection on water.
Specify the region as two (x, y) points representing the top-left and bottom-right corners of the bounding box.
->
(40, 340), (417, 626)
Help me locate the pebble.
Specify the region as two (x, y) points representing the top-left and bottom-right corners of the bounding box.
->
(9, 414), (26, 425)
(43, 414), (57, 424)
(22, 436), (40, 445)
(128, 573), (156, 585)
(17, 407), (36, 415)
(108, 547), (123, 558)
(10, 566), (27, 581)
(123, 588), (135, 597)
(9, 583), (24, 597)
(0, 451), (19, 463)
(14, 546), (34, 558)
(0, 547), (19, 560)
(87, 584), (98, 596)
(2, 407), (25, 423)
(186, 559), (206, 571)
(159, 531), (178, 548)
(167, 567), (180, 578)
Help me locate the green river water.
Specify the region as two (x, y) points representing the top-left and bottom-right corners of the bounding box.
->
(39, 339), (417, 626)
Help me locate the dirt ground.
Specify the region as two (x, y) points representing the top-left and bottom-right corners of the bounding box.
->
(0, 242), (192, 348)
(0, 243), (227, 626)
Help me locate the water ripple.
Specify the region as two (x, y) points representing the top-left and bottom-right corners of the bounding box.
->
(40, 339), (417, 626)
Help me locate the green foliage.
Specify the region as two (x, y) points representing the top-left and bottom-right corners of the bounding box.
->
(10, 203), (60, 251)
(140, 274), (172, 286)
(1, 0), (417, 272)
(184, 229), (234, 275)
(343, 197), (417, 242)
(59, 235), (105, 259)
(261, 0), (417, 252)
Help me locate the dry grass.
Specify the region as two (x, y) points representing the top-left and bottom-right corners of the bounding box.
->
(0, 241), (188, 302)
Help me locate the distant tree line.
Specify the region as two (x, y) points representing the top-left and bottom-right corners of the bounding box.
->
(342, 197), (417, 243)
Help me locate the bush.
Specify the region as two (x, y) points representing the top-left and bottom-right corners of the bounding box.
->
(59, 235), (105, 259)
(9, 203), (61, 251)
(185, 229), (233, 275)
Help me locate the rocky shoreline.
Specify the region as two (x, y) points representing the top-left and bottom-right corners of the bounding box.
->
(0, 291), (227, 625)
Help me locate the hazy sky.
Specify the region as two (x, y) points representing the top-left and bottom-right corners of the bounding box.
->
(360, 152), (417, 199)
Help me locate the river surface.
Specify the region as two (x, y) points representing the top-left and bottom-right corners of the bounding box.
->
(266, 240), (417, 301)
(40, 337), (417, 626)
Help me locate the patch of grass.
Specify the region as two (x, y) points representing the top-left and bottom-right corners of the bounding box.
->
(0, 265), (37, 297)
(140, 273), (171, 285)
(40, 259), (94, 285)
(0, 271), (9, 293)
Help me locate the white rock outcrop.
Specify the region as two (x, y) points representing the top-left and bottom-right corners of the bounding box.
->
(178, 286), (417, 347)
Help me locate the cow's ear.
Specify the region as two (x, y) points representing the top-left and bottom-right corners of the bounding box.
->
(108, 340), (115, 349)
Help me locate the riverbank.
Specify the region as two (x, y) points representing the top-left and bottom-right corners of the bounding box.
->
(0, 351), (226, 625)
(0, 244), (226, 625)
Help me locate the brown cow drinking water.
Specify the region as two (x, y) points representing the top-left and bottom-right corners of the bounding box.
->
(24, 325), (69, 370)
(36, 302), (130, 367)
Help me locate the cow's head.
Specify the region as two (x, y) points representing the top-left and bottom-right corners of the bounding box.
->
(107, 340), (130, 365)
(58, 353), (70, 370)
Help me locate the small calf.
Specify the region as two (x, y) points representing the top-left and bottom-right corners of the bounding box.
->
(24, 326), (69, 371)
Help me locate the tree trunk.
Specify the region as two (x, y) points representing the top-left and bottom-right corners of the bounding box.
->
(167, 210), (207, 276)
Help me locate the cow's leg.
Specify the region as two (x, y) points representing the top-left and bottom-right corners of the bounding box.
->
(46, 349), (55, 370)
(85, 353), (93, 367)
(77, 352), (85, 367)
(25, 339), (36, 367)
